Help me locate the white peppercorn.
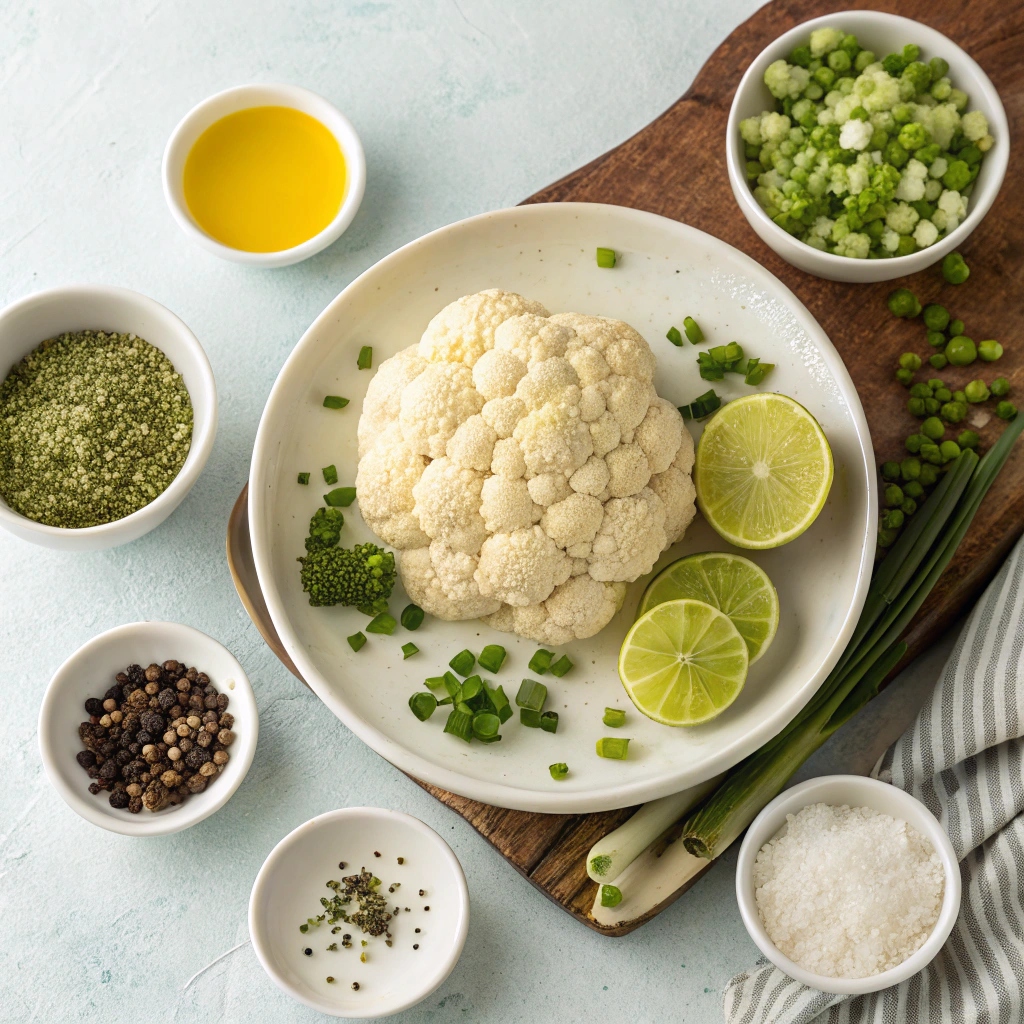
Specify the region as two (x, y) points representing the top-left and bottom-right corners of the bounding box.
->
(217, 729), (235, 746)
(212, 750), (229, 766)
(167, 747), (181, 761)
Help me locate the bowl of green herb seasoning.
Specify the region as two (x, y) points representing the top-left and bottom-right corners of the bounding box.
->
(0, 285), (217, 549)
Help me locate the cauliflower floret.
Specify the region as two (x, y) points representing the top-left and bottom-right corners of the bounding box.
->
(475, 526), (572, 606)
(419, 289), (547, 367)
(648, 463), (697, 545)
(839, 118), (873, 152)
(605, 443), (651, 497)
(541, 576), (626, 643)
(589, 489), (666, 582)
(913, 219), (939, 248)
(549, 313), (656, 383)
(739, 116), (763, 145)
(809, 26), (843, 56)
(936, 189), (967, 233)
(513, 400), (593, 478)
(861, 71), (900, 113)
(926, 103), (960, 149)
(412, 457), (488, 555)
(400, 362), (483, 458)
(355, 424), (430, 549)
(526, 472), (572, 507)
(961, 110), (989, 142)
(357, 346), (427, 459)
(834, 232), (871, 259)
(764, 59), (811, 100)
(894, 159), (928, 202)
(757, 111), (791, 144)
(400, 543), (501, 620)
(472, 348), (527, 400)
(480, 475), (540, 534)
(880, 227), (900, 252)
(541, 493), (604, 553)
(885, 202), (920, 235)
(490, 437), (526, 478)
(928, 156), (949, 180)
(493, 314), (574, 367)
(446, 415), (497, 471)
(634, 398), (684, 474)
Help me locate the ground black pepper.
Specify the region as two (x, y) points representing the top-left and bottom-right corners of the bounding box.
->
(74, 660), (235, 812)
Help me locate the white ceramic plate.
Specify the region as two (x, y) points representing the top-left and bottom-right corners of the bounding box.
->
(250, 202), (876, 812)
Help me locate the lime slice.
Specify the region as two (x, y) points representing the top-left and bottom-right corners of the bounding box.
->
(694, 393), (833, 550)
(618, 599), (749, 726)
(636, 552), (779, 663)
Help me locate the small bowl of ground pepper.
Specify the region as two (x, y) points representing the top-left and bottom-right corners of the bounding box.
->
(0, 284), (217, 550)
(39, 620), (258, 837)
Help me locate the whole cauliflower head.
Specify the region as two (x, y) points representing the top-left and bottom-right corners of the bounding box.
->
(356, 290), (696, 644)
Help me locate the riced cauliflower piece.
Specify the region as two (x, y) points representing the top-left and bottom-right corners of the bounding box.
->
(936, 189), (967, 232)
(764, 59), (811, 101)
(354, 290), (698, 642)
(913, 219), (939, 248)
(839, 119), (873, 152)
(961, 110), (989, 142)
(809, 26), (843, 56)
(894, 159), (928, 202)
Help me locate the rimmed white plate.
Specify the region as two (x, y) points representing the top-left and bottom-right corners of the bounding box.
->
(249, 202), (876, 813)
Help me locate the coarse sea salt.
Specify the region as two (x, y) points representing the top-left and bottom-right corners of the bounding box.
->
(753, 802), (944, 979)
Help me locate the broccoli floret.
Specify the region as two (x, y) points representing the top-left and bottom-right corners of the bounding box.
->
(304, 507), (345, 551)
(298, 542), (396, 613)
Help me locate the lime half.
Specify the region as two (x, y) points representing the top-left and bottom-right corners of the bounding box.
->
(636, 552), (779, 663)
(694, 393), (833, 550)
(618, 598), (749, 726)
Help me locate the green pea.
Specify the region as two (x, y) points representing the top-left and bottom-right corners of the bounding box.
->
(900, 457), (921, 481)
(948, 319), (965, 337)
(881, 461), (902, 481)
(881, 508), (905, 530)
(908, 397), (926, 417)
(898, 352), (922, 371)
(942, 251), (970, 284)
(957, 430), (980, 451)
(927, 331), (947, 349)
(884, 483), (904, 507)
(933, 387), (952, 403)
(855, 49), (876, 72)
(939, 440), (961, 462)
(828, 49), (851, 72)
(922, 304), (950, 331)
(921, 416), (945, 441)
(990, 377), (1011, 398)
(945, 336), (977, 366)
(952, 391), (967, 405)
(909, 382), (933, 399)
(887, 288), (922, 317)
(978, 340), (1003, 362)
(878, 526), (900, 548)
(924, 397), (941, 415)
(929, 353), (948, 370)
(964, 380), (990, 403)
(904, 480), (925, 499)
(926, 379), (946, 390)
(996, 401), (1018, 421)
(905, 434), (925, 454)
(919, 442), (943, 465)
(918, 463), (939, 487)
(896, 368), (914, 385)
(901, 497), (917, 516)
(940, 401), (967, 423)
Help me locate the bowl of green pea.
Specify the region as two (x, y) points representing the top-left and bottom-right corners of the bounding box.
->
(727, 10), (1008, 282)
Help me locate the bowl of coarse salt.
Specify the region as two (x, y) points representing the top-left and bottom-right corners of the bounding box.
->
(736, 775), (961, 996)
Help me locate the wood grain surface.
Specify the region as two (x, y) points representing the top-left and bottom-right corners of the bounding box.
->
(229, 0), (1024, 936)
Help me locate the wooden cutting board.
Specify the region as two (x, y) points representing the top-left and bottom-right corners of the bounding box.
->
(228, 0), (1024, 936)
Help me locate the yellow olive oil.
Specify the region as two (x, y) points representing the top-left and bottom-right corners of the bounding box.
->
(183, 106), (346, 253)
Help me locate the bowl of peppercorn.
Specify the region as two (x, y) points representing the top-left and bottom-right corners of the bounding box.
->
(0, 284), (217, 550)
(38, 620), (258, 837)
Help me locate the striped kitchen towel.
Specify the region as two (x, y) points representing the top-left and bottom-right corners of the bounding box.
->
(723, 531), (1024, 1024)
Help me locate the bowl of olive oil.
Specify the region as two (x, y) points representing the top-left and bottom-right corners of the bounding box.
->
(162, 84), (366, 268)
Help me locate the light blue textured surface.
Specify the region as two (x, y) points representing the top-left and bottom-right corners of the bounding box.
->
(0, 2), (950, 1021)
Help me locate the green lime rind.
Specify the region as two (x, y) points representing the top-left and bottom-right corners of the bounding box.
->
(636, 552), (779, 664)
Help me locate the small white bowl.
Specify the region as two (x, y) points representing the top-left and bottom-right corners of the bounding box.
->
(38, 621), (258, 838)
(0, 285), (217, 551)
(249, 807), (470, 1018)
(162, 84), (366, 268)
(736, 774), (961, 996)
(727, 10), (1009, 282)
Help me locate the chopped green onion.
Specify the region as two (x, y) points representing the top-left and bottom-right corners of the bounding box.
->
(297, 472), (310, 485)
(408, 692), (436, 721)
(744, 360), (775, 386)
(443, 704), (474, 742)
(596, 247), (616, 268)
(323, 396), (349, 409)
(683, 316), (704, 345)
(666, 326), (684, 347)
(322, 464), (338, 485)
(520, 708), (542, 728)
(441, 671), (462, 697)
(324, 487), (357, 507)
(603, 707), (626, 728)
(549, 655), (573, 677)
(679, 389), (721, 421)
(347, 632), (367, 652)
(515, 678), (547, 711)
(540, 711), (559, 734)
(697, 353), (725, 381)
(448, 649), (475, 676)
(477, 644), (507, 673)
(425, 675), (448, 695)
(472, 712), (501, 740)
(400, 604), (424, 630)
(549, 762), (569, 780)
(366, 612), (396, 635)
(596, 737), (630, 760)
(401, 642), (419, 659)
(357, 346), (373, 370)
(460, 675), (484, 708)
(600, 884), (623, 908)
(489, 684), (512, 724)
(528, 649), (553, 674)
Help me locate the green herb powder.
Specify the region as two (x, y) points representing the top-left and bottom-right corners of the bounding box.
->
(0, 330), (193, 528)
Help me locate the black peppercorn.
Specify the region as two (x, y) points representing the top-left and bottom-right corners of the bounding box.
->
(76, 750), (96, 769)
(157, 688), (177, 710)
(135, 731), (152, 746)
(303, 948), (313, 956)
(108, 790), (130, 809)
(99, 740), (116, 757)
(184, 746), (211, 769)
(104, 684), (124, 702)
(84, 697), (104, 715)
(99, 760), (119, 780)
(115, 749), (132, 767)
(139, 711), (165, 735)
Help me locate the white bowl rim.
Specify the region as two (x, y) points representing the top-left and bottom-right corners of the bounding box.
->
(161, 83), (367, 267)
(38, 620), (259, 837)
(726, 9), (1010, 275)
(0, 283), (217, 542)
(248, 806), (470, 1018)
(735, 774), (962, 996)
(248, 200), (879, 813)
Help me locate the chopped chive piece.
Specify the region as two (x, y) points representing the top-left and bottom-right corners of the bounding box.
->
(297, 472), (310, 485)
(540, 711), (559, 734)
(324, 487), (357, 507)
(323, 396), (349, 409)
(683, 316), (704, 344)
(596, 247), (616, 268)
(443, 704), (474, 742)
(401, 642), (419, 659)
(425, 675), (448, 695)
(679, 388), (721, 421)
(400, 604), (425, 631)
(460, 675), (484, 708)
(697, 352), (725, 381)
(442, 671), (462, 698)
(549, 762), (569, 780)
(744, 361), (775, 386)
(666, 326), (684, 347)
(489, 684), (512, 724)
(528, 649), (554, 674)
(472, 712), (501, 740)
(603, 707), (626, 728)
(515, 678), (547, 711)
(408, 692), (437, 721)
(366, 612), (397, 635)
(549, 655), (573, 677)
(322, 464), (338, 485)
(596, 737), (630, 759)
(448, 649), (476, 676)
(477, 644), (507, 673)
(600, 884), (623, 908)
(357, 346), (373, 370)
(520, 708), (542, 728)
(347, 632), (367, 652)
